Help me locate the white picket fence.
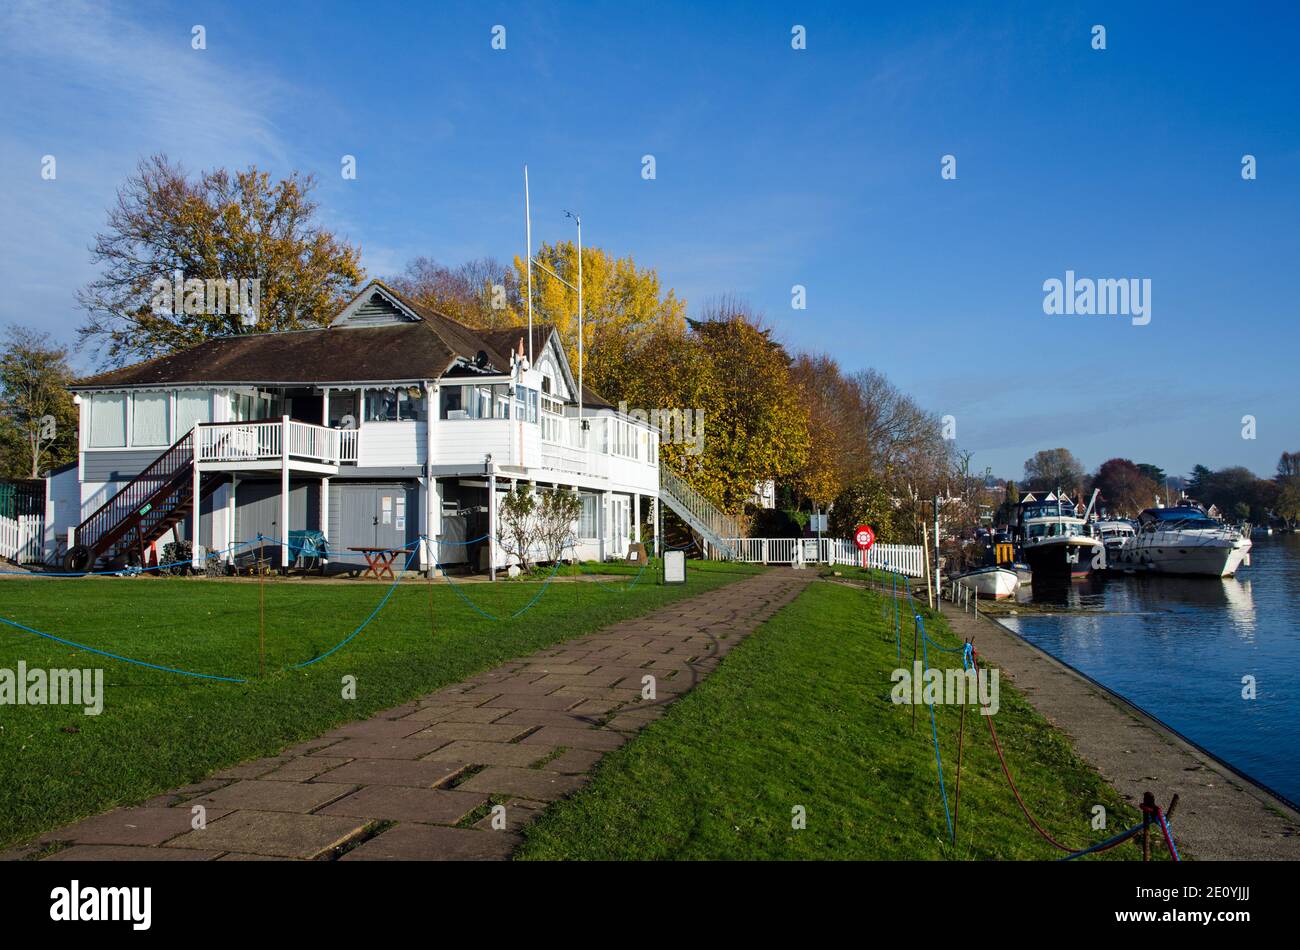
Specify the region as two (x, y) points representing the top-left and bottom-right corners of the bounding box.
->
(0, 513), (45, 564)
(719, 537), (926, 577)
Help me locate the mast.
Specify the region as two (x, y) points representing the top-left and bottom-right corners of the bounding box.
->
(524, 165), (533, 365)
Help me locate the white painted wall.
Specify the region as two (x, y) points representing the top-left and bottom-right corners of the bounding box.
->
(357, 420), (427, 467)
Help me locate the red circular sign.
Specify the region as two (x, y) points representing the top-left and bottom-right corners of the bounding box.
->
(854, 524), (875, 551)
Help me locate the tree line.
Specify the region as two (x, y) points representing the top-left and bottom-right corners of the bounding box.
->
(11, 155), (1288, 540)
(1009, 447), (1299, 527)
(2, 154), (956, 541)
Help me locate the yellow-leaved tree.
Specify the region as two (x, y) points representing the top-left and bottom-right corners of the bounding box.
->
(620, 302), (810, 517)
(513, 241), (686, 400)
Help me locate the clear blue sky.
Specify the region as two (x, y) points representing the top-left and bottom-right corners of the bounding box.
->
(2, 0), (1297, 481)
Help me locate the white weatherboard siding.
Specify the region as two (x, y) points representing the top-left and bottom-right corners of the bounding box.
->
(436, 419), (515, 468)
(358, 421), (426, 467)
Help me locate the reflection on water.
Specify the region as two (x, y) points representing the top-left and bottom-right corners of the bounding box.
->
(1003, 534), (1299, 805)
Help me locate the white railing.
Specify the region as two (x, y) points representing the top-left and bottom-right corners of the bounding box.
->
(660, 469), (745, 552)
(0, 513), (44, 564)
(541, 446), (589, 475)
(338, 428), (359, 462)
(196, 420), (358, 466)
(719, 537), (926, 577)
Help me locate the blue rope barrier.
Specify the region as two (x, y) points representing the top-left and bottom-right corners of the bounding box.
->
(286, 544), (423, 669)
(2, 526), (657, 685)
(0, 539), (255, 577)
(0, 614), (248, 683)
(918, 612), (955, 843)
(438, 537), (573, 621)
(1057, 822), (1147, 862)
(588, 558), (651, 593)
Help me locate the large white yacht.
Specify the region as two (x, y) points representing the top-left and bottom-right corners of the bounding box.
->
(1115, 505), (1253, 577)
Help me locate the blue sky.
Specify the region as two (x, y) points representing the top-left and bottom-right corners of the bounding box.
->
(2, 0), (1297, 481)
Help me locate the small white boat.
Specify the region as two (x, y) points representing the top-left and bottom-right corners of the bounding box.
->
(955, 566), (1020, 600)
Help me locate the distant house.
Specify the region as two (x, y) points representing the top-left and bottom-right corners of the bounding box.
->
(56, 280), (673, 574)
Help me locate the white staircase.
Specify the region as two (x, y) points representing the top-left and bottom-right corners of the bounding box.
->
(659, 469), (743, 559)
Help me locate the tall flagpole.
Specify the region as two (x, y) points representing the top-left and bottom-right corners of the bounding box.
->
(563, 209), (583, 430)
(524, 165), (533, 365)
(576, 213), (583, 427)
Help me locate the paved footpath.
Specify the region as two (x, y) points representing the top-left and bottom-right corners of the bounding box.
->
(8, 568), (813, 862)
(938, 599), (1300, 860)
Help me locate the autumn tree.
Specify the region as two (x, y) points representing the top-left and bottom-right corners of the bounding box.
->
(0, 327), (79, 478)
(1023, 448), (1085, 494)
(788, 353), (861, 509)
(513, 241), (686, 402)
(1093, 458), (1159, 515)
(79, 154), (364, 365)
(852, 368), (951, 489)
(828, 472), (900, 541)
(389, 256), (521, 329)
(620, 304), (808, 517)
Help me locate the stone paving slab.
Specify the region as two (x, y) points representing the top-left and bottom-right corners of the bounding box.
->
(164, 810), (371, 859)
(18, 568), (811, 862)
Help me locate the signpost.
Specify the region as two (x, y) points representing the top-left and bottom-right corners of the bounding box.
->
(854, 524), (875, 571)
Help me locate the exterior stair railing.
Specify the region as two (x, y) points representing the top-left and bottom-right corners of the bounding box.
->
(658, 468), (743, 559)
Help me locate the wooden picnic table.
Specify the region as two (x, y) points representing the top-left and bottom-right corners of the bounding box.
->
(349, 546), (405, 580)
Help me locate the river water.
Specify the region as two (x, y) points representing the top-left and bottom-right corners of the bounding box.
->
(1001, 532), (1300, 806)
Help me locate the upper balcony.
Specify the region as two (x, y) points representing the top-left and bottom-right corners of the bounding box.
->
(194, 419), (358, 473)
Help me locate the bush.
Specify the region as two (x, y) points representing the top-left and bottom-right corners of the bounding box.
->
(828, 474), (900, 541)
(751, 508), (805, 538)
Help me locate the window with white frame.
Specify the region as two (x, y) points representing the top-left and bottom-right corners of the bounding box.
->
(577, 494), (598, 539)
(365, 388), (426, 422)
(131, 391), (170, 447)
(174, 390), (212, 438)
(88, 393), (127, 447)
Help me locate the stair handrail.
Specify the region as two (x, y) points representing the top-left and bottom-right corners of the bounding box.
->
(659, 468), (745, 555)
(74, 431), (195, 550)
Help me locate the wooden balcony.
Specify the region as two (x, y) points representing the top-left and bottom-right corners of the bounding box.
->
(194, 419), (358, 474)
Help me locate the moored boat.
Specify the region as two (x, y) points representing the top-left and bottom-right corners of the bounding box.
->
(1115, 505), (1252, 577)
(1094, 519), (1136, 564)
(1018, 496), (1105, 578)
(954, 565), (1020, 600)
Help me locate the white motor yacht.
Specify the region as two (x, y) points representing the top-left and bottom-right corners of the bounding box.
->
(1115, 505), (1252, 577)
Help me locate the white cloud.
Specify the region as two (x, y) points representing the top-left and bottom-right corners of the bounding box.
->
(0, 0), (291, 357)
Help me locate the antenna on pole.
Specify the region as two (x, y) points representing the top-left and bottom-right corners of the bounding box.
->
(564, 208), (583, 429)
(524, 165), (533, 365)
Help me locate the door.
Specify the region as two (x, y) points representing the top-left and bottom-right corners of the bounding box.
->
(611, 497), (630, 557)
(339, 485), (410, 552)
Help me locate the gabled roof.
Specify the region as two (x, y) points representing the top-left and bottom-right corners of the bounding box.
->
(73, 281), (518, 389)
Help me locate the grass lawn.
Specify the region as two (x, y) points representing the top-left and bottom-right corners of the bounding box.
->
(0, 559), (760, 850)
(517, 578), (1143, 860)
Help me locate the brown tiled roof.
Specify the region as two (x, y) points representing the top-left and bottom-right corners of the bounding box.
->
(73, 281), (515, 389)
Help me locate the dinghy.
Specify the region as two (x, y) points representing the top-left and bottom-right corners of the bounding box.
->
(954, 565), (1020, 600)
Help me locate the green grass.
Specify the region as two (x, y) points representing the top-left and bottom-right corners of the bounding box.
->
(517, 579), (1143, 860)
(0, 560), (761, 850)
(817, 564), (904, 586)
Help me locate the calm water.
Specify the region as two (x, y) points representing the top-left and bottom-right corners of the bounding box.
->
(1002, 533), (1300, 805)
